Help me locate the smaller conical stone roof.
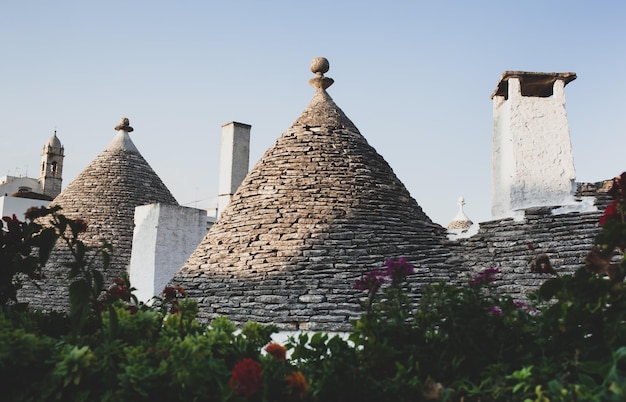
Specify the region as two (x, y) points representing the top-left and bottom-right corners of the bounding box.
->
(172, 58), (454, 331)
(21, 118), (178, 310)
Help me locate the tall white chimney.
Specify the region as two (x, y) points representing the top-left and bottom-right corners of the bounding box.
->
(491, 71), (577, 219)
(217, 122), (251, 217)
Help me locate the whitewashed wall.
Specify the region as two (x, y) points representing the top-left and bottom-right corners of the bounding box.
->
(130, 203), (208, 302)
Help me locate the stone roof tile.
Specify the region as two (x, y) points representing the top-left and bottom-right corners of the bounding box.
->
(172, 58), (453, 331)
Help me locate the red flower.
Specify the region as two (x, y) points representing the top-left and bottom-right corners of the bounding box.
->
(285, 371), (308, 399)
(230, 358), (263, 398)
(162, 286), (177, 299)
(600, 200), (622, 226)
(264, 342), (287, 361)
(2, 214), (20, 224)
(175, 285), (187, 297)
(107, 278), (131, 302)
(608, 172), (626, 201)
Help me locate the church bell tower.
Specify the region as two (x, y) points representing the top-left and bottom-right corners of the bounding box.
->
(39, 131), (64, 198)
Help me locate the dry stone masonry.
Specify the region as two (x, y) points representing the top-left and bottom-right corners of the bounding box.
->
(172, 58), (455, 331)
(449, 181), (612, 298)
(15, 60), (618, 333)
(20, 118), (179, 310)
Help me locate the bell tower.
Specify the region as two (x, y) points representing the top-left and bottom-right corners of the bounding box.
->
(39, 131), (64, 198)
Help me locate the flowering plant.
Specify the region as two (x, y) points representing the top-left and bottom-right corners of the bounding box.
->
(230, 357), (264, 398)
(355, 257), (415, 318)
(586, 172), (626, 282)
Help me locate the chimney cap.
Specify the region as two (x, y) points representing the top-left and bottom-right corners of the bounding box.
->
(491, 71), (577, 99)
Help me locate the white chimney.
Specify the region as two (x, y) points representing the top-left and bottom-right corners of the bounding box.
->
(491, 71), (577, 219)
(217, 122), (251, 217)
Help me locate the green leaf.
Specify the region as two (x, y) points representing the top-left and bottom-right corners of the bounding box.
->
(93, 270), (104, 295)
(36, 227), (58, 264)
(69, 279), (92, 334)
(69, 279), (91, 307)
(538, 277), (562, 300)
(107, 304), (119, 339)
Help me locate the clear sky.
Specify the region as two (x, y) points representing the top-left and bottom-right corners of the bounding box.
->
(2, 1), (625, 226)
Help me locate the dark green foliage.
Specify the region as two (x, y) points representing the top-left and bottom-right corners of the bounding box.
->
(0, 207), (58, 307)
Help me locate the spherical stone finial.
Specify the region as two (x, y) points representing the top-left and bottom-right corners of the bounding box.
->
(309, 57), (334, 91)
(114, 117), (134, 133)
(310, 57), (330, 76)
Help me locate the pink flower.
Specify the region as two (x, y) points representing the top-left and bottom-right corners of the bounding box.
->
(469, 267), (500, 287)
(354, 269), (386, 292)
(384, 257), (415, 284)
(488, 306), (502, 315)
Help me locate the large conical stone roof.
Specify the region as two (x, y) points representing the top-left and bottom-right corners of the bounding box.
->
(22, 118), (178, 310)
(172, 58), (453, 331)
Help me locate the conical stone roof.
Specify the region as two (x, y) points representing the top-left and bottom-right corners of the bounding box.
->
(21, 118), (178, 310)
(172, 58), (453, 331)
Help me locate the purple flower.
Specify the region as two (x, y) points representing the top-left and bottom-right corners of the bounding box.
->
(514, 300), (538, 314)
(469, 267), (500, 287)
(354, 269), (386, 293)
(385, 257), (415, 285)
(488, 306), (502, 316)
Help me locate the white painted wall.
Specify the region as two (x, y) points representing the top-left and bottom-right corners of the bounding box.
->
(491, 77), (576, 219)
(0, 196), (50, 220)
(129, 203), (208, 302)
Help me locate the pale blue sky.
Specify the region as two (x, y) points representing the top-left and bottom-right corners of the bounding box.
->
(2, 1), (625, 225)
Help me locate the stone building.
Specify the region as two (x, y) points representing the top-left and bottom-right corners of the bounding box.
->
(171, 58), (455, 331)
(449, 182), (609, 299)
(449, 71), (609, 300)
(171, 62), (613, 330)
(13, 58), (616, 333)
(20, 118), (181, 309)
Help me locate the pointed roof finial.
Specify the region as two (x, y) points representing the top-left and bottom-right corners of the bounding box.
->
(309, 57), (334, 91)
(446, 196), (474, 230)
(114, 117), (134, 133)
